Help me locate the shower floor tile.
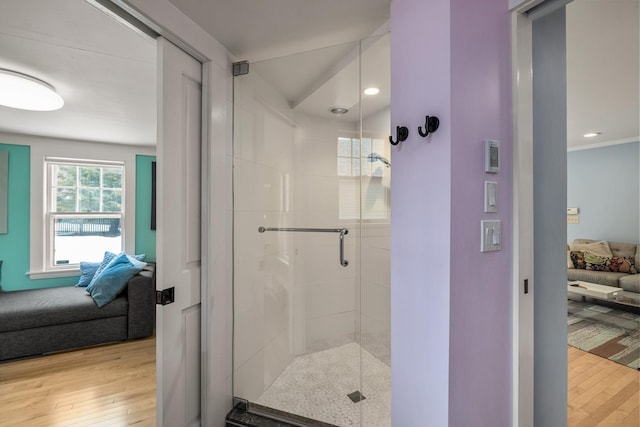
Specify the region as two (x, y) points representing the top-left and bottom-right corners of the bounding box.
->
(256, 343), (391, 427)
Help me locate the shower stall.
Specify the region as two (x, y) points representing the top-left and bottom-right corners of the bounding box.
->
(232, 33), (391, 426)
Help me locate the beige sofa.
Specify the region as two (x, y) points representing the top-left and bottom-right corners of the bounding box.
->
(567, 239), (640, 295)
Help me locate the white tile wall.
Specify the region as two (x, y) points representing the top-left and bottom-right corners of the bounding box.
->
(306, 311), (357, 352)
(360, 220), (391, 364)
(296, 113), (362, 353)
(307, 278), (357, 318)
(263, 327), (292, 389)
(233, 73), (296, 400)
(233, 77), (391, 407)
(234, 348), (266, 402)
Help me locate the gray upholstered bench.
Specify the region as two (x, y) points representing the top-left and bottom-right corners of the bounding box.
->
(0, 264), (155, 361)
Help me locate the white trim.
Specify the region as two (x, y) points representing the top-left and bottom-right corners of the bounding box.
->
(512, 4), (536, 427)
(26, 268), (80, 279)
(45, 157), (125, 167)
(567, 136), (639, 152)
(510, 0), (546, 12)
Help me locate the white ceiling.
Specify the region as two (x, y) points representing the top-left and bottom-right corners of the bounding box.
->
(566, 0), (639, 149)
(0, 0), (636, 149)
(167, 0), (390, 63)
(168, 0), (392, 123)
(0, 0), (156, 145)
(251, 31), (391, 123)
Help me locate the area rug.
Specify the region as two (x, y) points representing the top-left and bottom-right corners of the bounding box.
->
(567, 299), (639, 370)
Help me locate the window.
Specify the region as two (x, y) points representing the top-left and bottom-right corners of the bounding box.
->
(337, 137), (389, 221)
(46, 158), (125, 267)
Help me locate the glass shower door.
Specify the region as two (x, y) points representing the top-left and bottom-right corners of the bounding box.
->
(232, 34), (390, 427)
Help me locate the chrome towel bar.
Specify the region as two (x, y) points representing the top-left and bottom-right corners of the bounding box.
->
(257, 227), (349, 267)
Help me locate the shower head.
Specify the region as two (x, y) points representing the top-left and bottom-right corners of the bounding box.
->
(367, 152), (391, 167)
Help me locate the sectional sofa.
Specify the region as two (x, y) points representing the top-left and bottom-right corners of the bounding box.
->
(567, 239), (640, 298)
(0, 263), (155, 361)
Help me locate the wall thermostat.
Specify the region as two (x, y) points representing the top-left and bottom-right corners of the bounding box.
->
(484, 140), (500, 173)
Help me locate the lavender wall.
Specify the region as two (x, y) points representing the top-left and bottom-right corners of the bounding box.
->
(449, 2), (512, 425)
(391, 0), (512, 425)
(390, 0), (451, 424)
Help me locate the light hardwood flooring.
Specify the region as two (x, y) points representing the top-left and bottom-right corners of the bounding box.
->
(0, 336), (156, 427)
(568, 346), (640, 427)
(1, 339), (638, 426)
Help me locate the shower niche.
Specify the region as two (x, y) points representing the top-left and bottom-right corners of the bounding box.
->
(231, 33), (391, 427)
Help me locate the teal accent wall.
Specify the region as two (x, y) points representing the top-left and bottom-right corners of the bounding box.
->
(0, 145), (156, 291)
(135, 155), (156, 261)
(0, 143), (77, 291)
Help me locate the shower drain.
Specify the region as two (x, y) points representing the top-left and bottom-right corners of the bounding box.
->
(347, 391), (366, 403)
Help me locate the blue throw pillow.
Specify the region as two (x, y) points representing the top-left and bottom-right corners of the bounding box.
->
(129, 253), (146, 263)
(87, 253), (146, 307)
(86, 252), (146, 292)
(86, 251), (117, 292)
(75, 261), (101, 287)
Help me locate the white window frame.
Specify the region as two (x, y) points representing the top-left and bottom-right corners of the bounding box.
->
(45, 158), (125, 270)
(21, 134), (150, 280)
(337, 136), (390, 222)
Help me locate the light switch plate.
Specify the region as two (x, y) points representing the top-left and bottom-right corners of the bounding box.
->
(484, 181), (498, 213)
(481, 220), (501, 252)
(567, 215), (579, 224)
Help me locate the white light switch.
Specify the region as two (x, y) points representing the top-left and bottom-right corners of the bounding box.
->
(481, 220), (501, 252)
(484, 181), (498, 213)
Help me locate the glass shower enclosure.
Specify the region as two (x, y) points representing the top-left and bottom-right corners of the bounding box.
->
(232, 33), (391, 426)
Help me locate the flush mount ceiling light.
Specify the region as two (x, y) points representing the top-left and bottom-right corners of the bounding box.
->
(363, 87), (380, 96)
(329, 106), (349, 115)
(583, 132), (602, 138)
(0, 69), (64, 111)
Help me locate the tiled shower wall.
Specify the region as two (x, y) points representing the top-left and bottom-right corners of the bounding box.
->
(233, 73), (297, 401)
(360, 109), (391, 365)
(233, 71), (391, 401)
(296, 113), (360, 353)
(360, 224), (391, 365)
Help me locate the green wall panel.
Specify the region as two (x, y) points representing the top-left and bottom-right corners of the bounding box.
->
(0, 145), (156, 291)
(135, 155), (156, 261)
(0, 143), (77, 291)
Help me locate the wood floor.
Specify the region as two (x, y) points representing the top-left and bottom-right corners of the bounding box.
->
(0, 336), (156, 426)
(568, 346), (639, 427)
(0, 339), (637, 426)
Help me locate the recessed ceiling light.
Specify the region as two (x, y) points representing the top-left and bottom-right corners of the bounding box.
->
(0, 68), (64, 111)
(329, 106), (349, 115)
(583, 132), (602, 138)
(363, 87), (380, 96)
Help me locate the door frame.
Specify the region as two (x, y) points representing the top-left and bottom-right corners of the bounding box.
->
(511, 2), (536, 426)
(104, 1), (234, 425)
(511, 1), (572, 426)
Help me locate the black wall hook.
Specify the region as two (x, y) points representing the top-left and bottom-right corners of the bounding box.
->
(418, 116), (440, 137)
(389, 126), (409, 145)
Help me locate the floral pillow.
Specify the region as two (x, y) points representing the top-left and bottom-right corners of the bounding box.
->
(570, 251), (637, 274)
(607, 257), (637, 274)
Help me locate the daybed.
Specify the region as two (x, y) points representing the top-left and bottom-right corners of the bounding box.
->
(0, 263), (155, 361)
(568, 239), (640, 296)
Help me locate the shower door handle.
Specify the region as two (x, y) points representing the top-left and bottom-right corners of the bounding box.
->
(338, 229), (349, 267)
(258, 227), (349, 267)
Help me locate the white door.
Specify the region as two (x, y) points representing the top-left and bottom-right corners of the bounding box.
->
(156, 37), (203, 427)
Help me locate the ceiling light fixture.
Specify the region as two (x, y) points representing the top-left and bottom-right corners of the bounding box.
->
(363, 87), (380, 96)
(583, 132), (602, 138)
(329, 106), (349, 115)
(0, 69), (64, 111)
